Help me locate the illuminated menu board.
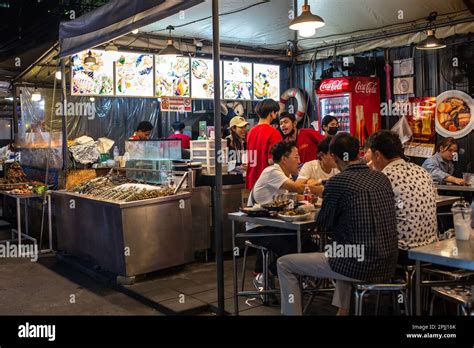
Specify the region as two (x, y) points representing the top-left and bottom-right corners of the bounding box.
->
(223, 61), (252, 100)
(71, 49), (280, 101)
(253, 63), (280, 100)
(115, 52), (154, 97)
(155, 56), (190, 97)
(190, 58), (222, 99)
(71, 50), (114, 96)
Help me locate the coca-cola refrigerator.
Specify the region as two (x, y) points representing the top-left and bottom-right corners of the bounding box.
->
(316, 76), (381, 146)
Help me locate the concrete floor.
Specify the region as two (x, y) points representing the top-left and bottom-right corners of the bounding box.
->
(0, 249), (341, 316)
(0, 254), (162, 315)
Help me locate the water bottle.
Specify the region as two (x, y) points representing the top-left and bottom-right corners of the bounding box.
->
(113, 146), (119, 160)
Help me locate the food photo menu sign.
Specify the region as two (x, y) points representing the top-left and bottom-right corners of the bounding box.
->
(223, 61), (252, 100)
(71, 50), (114, 96)
(115, 52), (154, 97)
(70, 50), (280, 101)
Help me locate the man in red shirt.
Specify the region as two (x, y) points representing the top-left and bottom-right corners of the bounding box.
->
(246, 99), (282, 189)
(168, 122), (191, 149)
(129, 121), (153, 140)
(279, 112), (323, 164)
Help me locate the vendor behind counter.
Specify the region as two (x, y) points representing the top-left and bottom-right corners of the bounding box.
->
(422, 137), (467, 186)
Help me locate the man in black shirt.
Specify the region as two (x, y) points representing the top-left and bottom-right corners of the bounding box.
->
(277, 133), (398, 315)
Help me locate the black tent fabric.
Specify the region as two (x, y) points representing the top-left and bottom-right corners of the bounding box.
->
(59, 0), (204, 58)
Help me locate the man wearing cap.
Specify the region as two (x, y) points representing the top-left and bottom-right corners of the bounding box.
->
(169, 122), (191, 149)
(279, 112), (324, 164)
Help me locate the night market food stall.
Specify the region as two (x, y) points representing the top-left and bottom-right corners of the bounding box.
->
(5, 0), (474, 317)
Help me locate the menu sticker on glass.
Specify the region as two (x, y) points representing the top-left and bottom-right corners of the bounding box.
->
(191, 58), (222, 99)
(71, 50), (114, 96)
(155, 56), (190, 97)
(115, 52), (154, 97)
(223, 61), (252, 100)
(253, 63), (280, 100)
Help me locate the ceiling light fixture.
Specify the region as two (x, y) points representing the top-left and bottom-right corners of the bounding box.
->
(158, 26), (182, 57)
(289, 0), (325, 38)
(55, 68), (62, 80)
(416, 12), (446, 50)
(84, 50), (97, 66)
(132, 29), (139, 34)
(31, 87), (41, 102)
(416, 29), (446, 50)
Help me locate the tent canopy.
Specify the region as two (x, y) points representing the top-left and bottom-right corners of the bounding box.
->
(59, 0), (204, 58)
(136, 0), (473, 58)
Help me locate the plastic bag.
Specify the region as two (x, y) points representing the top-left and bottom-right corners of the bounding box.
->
(96, 137), (115, 154)
(74, 135), (94, 145)
(391, 115), (412, 144)
(69, 143), (99, 164)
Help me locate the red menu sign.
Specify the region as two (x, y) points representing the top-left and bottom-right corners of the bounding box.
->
(160, 97), (192, 112)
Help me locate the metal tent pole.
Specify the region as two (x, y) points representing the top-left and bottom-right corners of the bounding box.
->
(60, 58), (68, 185)
(212, 0), (224, 315)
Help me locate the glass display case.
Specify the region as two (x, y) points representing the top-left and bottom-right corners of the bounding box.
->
(124, 139), (181, 185)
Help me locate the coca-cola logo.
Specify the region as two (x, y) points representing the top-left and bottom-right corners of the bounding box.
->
(355, 81), (377, 94)
(319, 79), (346, 92)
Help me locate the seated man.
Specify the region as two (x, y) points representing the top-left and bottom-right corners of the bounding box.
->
(365, 130), (438, 264)
(277, 133), (398, 315)
(296, 136), (339, 186)
(247, 141), (323, 286)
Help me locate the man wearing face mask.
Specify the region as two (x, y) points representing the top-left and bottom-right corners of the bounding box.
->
(279, 112), (323, 164)
(321, 115), (339, 137)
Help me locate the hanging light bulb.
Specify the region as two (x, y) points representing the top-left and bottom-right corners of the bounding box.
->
(84, 50), (97, 66)
(55, 69), (62, 80)
(132, 29), (139, 34)
(298, 27), (316, 38)
(416, 29), (446, 50)
(289, 0), (325, 37)
(31, 88), (41, 102)
(105, 42), (120, 61)
(158, 26), (182, 58)
(89, 97), (95, 102)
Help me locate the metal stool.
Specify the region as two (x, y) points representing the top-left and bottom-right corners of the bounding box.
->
(430, 286), (473, 315)
(240, 240), (275, 305)
(354, 281), (409, 316)
(396, 264), (417, 315)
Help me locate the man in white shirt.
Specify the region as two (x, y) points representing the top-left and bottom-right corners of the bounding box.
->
(365, 130), (438, 264)
(247, 141), (322, 281)
(296, 136), (339, 185)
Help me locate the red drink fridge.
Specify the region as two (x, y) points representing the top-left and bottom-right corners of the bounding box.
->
(316, 76), (381, 146)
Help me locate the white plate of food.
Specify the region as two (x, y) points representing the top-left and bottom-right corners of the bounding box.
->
(435, 90), (473, 139)
(278, 210), (312, 222)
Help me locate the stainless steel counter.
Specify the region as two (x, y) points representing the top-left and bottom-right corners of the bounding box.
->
(52, 191), (193, 280)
